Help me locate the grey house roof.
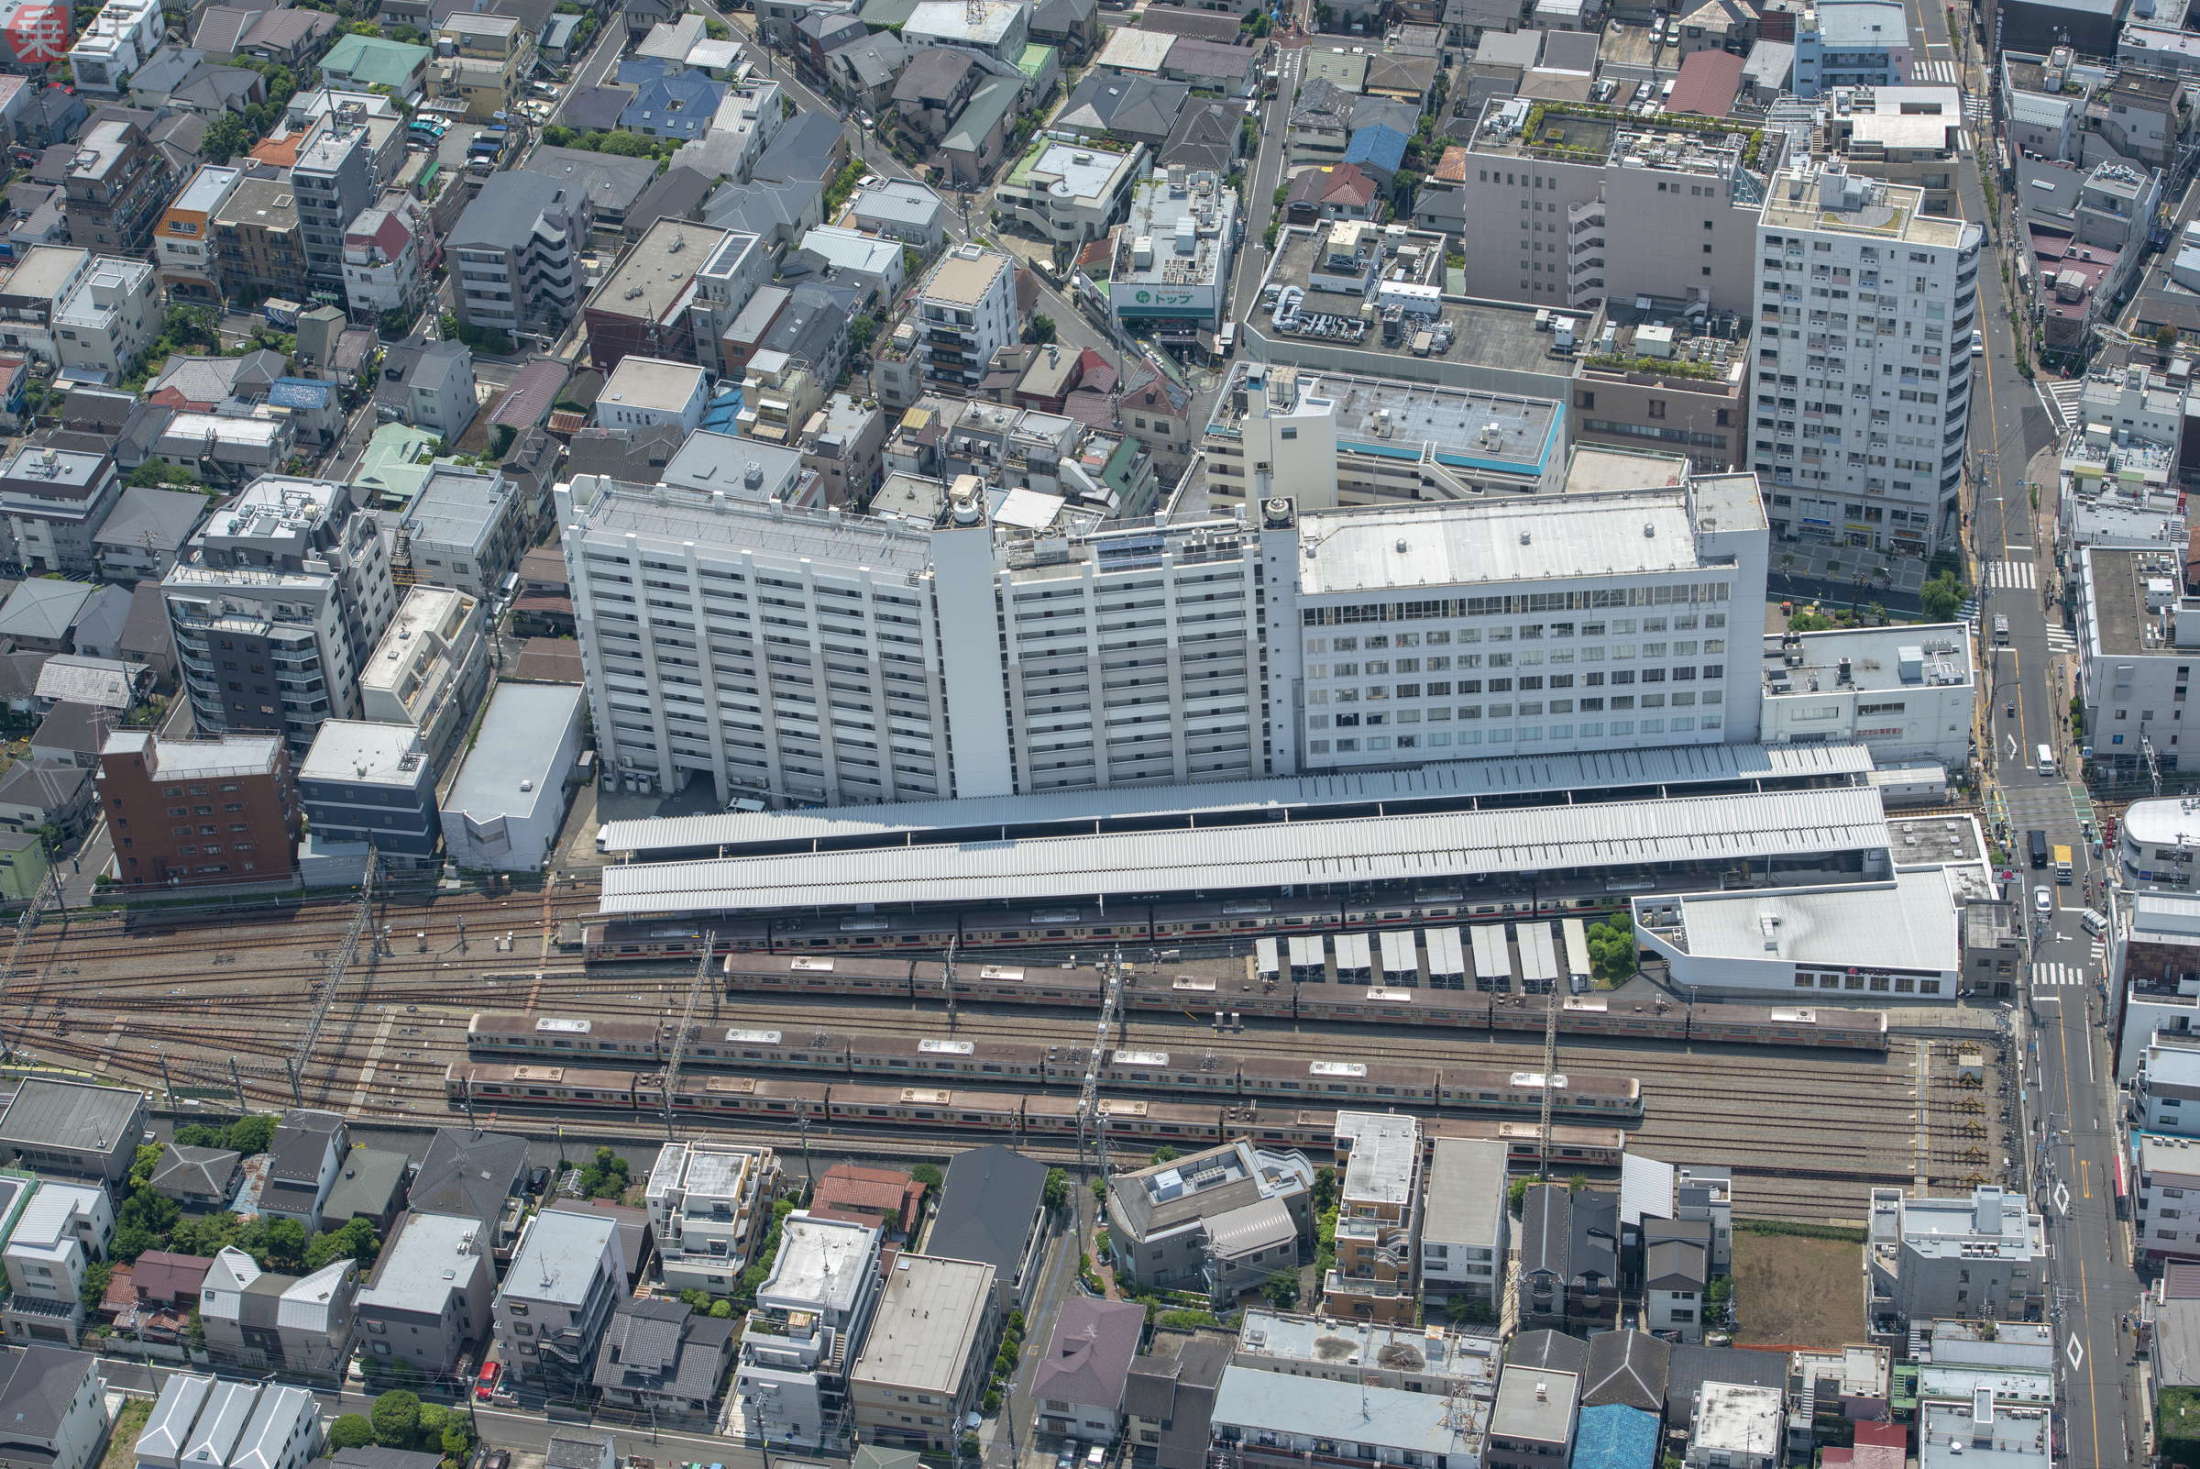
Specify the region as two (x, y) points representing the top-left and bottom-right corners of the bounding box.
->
(1663, 1344), (1786, 1423)
(1507, 1329), (1589, 1375)
(0, 760), (90, 819)
(1161, 99), (1241, 172)
(94, 485), (207, 554)
(0, 1078), (141, 1158)
(0, 1344), (97, 1443)
(521, 148), (661, 218)
(927, 1145), (1046, 1286)
(591, 1297), (734, 1401)
(1032, 1296), (1143, 1412)
(1581, 1330), (1670, 1413)
(409, 1127), (528, 1232)
(450, 170), (582, 252)
(1059, 72), (1190, 139)
(152, 1142), (242, 1202)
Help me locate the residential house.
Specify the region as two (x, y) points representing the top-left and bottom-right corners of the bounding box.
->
(50, 255), (157, 381)
(354, 1211), (494, 1378)
(0, 444), (120, 576)
(135, 1377), (320, 1469)
(198, 1248), (358, 1379)
(150, 1144), (241, 1210)
(808, 1163), (926, 1238)
(1643, 1219), (1713, 1343)
(593, 1298), (736, 1423)
(1419, 1136), (1508, 1307)
(735, 1213), (883, 1450)
(257, 1110), (348, 1227)
(494, 1207), (622, 1395)
(1516, 1184), (1620, 1334)
(0, 1346), (108, 1469)
(647, 1139), (777, 1298)
(848, 1254), (998, 1452)
(374, 337), (478, 445)
(93, 486), (207, 582)
(407, 1127), (529, 1243)
(1106, 1141), (1314, 1302)
(1486, 1365), (1580, 1469)
(1033, 1297), (1145, 1443)
(1123, 1331), (1231, 1469)
(928, 1144), (1049, 1314)
(1, 1178), (113, 1347)
(319, 35), (431, 101)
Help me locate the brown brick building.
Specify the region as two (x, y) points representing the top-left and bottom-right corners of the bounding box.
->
(96, 731), (300, 889)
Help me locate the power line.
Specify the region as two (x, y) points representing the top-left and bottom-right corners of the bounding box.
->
(290, 845), (377, 1105)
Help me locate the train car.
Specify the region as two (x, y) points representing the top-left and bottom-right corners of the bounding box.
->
(685, 1026), (851, 1072)
(1516, 922), (1560, 995)
(956, 904), (1155, 948)
(1236, 1053), (1440, 1105)
(1435, 1065), (1643, 1119)
(653, 1072), (835, 1122)
(765, 912), (961, 952)
(1431, 1118), (1627, 1170)
(1376, 930), (1421, 988)
(1095, 1046), (1234, 1093)
(467, 1013), (663, 1061)
(1341, 889), (1472, 928)
(1423, 928), (1467, 990)
(1331, 933), (1374, 984)
(1693, 1003), (1889, 1052)
(589, 921), (713, 963)
(725, 952), (916, 999)
(1150, 894), (1340, 939)
(1470, 925), (1512, 993)
(846, 1034), (1053, 1085)
(823, 1082), (1026, 1131)
(1237, 1107), (1346, 1151)
(447, 1061), (641, 1108)
(945, 958), (1109, 1008)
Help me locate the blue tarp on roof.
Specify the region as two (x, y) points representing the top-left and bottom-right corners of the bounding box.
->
(268, 377), (333, 409)
(1343, 121), (1409, 174)
(1573, 1405), (1659, 1469)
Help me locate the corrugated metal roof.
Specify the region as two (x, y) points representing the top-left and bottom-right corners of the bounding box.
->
(601, 742), (1875, 856)
(600, 786), (1890, 916)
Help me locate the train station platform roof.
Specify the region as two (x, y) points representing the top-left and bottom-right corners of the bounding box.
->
(598, 742), (1875, 859)
(598, 784), (1892, 917)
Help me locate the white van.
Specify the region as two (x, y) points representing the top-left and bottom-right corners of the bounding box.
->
(2036, 743), (2056, 777)
(2081, 908), (2109, 938)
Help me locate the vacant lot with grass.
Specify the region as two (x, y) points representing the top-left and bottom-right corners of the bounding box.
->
(100, 1398), (151, 1469)
(1732, 1230), (1865, 1348)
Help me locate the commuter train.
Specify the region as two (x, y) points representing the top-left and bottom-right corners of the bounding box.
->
(580, 886), (1620, 963)
(442, 1060), (1630, 1168)
(464, 1011), (1646, 1119)
(633, 950), (1885, 1051)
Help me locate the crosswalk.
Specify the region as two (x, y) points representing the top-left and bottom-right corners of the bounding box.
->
(1913, 58), (1959, 83)
(1964, 94), (1991, 122)
(2044, 379), (2085, 430)
(2046, 627), (2078, 654)
(2033, 961), (2094, 987)
(1984, 559), (2040, 590)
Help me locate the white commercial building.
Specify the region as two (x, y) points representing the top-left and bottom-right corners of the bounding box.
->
(1684, 1382), (1784, 1469)
(1760, 624), (1975, 767)
(2118, 797), (2200, 892)
(2131, 1037), (2200, 1136)
(1867, 1184), (2045, 1323)
(562, 465), (1770, 805)
(1753, 159), (1984, 554)
(2138, 1133), (2200, 1264)
(1633, 863), (1990, 1000)
(996, 142), (1143, 244)
(1111, 169), (1238, 335)
(440, 681), (583, 870)
(1417, 1136), (1508, 1305)
(66, 0), (163, 92)
(648, 1140), (779, 1296)
(355, 584), (488, 770)
(914, 246), (1017, 390)
(51, 256), (157, 381)
(734, 1213), (882, 1450)
(594, 355), (711, 436)
(2074, 544), (2200, 780)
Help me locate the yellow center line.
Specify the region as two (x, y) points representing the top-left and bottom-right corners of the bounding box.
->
(2057, 997), (2104, 1464)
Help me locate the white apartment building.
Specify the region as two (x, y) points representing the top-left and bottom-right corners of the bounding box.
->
(2117, 797), (2200, 892)
(1752, 159), (1984, 554)
(494, 1209), (620, 1396)
(1456, 97), (1781, 313)
(51, 256), (157, 380)
(735, 1213), (883, 1451)
(595, 356), (711, 436)
(341, 199), (430, 323)
(562, 464), (1771, 803)
(1, 1178), (112, 1347)
(356, 584), (487, 768)
(401, 467), (527, 602)
(1866, 1184), (2045, 1323)
(2138, 1132), (2200, 1264)
(1419, 1137), (1508, 1305)
(647, 1140), (779, 1296)
(995, 143), (1143, 244)
(2131, 1037), (2200, 1136)
(1685, 1382), (1784, 1469)
(915, 246), (1017, 390)
(1759, 623), (1976, 767)
(66, 0), (163, 91)
(163, 476), (397, 750)
(2074, 544), (2200, 779)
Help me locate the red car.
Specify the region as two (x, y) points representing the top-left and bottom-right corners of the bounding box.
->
(475, 1363), (500, 1401)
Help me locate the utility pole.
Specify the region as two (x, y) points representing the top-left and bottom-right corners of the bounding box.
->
(1534, 979), (1560, 1181)
(1077, 949), (1125, 1178)
(662, 931), (718, 1139)
(943, 935), (958, 1030)
(292, 846), (378, 1102)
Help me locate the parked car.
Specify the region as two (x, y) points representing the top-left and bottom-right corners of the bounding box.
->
(476, 1362), (501, 1401)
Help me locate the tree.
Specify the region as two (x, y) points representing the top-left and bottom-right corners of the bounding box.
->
(1921, 569), (1968, 623)
(1260, 1270), (1298, 1308)
(306, 1216), (380, 1270)
(169, 1212), (243, 1258)
(1506, 1176), (1529, 1212)
(1583, 917), (1637, 988)
(1786, 608), (1835, 633)
(369, 1391), (421, 1450)
(80, 1260), (111, 1310)
(708, 1297), (734, 1318)
(128, 1143), (163, 1192)
(1149, 1145), (1179, 1164)
(200, 112), (253, 164)
(224, 1115), (276, 1154)
(1024, 314), (1058, 345)
(579, 1146), (631, 1199)
(327, 1417), (376, 1452)
(238, 1216), (308, 1272)
(1043, 1167), (1069, 1212)
(848, 313), (880, 353)
(910, 1163), (943, 1189)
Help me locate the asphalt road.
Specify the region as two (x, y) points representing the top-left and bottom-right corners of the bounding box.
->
(1949, 10), (2144, 1448)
